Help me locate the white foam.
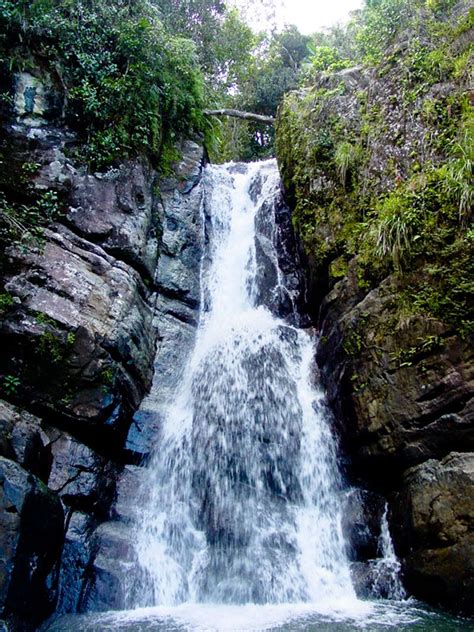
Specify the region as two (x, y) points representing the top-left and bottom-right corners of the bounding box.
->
(126, 160), (368, 614)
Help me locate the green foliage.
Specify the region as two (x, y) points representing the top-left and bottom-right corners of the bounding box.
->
(37, 330), (64, 364)
(305, 0), (466, 72)
(424, 0), (457, 14)
(276, 0), (473, 337)
(343, 316), (369, 357)
(0, 0), (206, 170)
(354, 0), (418, 64)
(369, 187), (424, 270)
(152, 0), (226, 75)
(216, 25), (311, 161)
(402, 228), (474, 337)
(389, 334), (443, 368)
(66, 331), (76, 346)
(34, 312), (57, 327)
(101, 367), (115, 385)
(0, 292), (13, 313)
(305, 43), (351, 74)
(445, 117), (473, 221)
(0, 189), (59, 245)
(334, 141), (363, 186)
(2, 374), (20, 396)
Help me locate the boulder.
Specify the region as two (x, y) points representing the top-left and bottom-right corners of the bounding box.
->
(0, 457), (64, 625)
(0, 400), (51, 482)
(80, 522), (138, 612)
(342, 488), (385, 561)
(392, 453), (474, 613)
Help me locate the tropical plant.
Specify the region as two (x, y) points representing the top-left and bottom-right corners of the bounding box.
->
(334, 141), (363, 186)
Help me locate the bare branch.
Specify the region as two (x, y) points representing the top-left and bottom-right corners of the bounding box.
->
(204, 109), (275, 125)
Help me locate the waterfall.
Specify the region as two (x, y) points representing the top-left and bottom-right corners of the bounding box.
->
(127, 160), (357, 610)
(371, 505), (406, 601)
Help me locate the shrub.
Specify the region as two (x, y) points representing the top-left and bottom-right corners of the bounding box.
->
(0, 0), (206, 170)
(334, 141), (363, 186)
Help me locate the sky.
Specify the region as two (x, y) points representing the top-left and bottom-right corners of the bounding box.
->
(282, 0), (363, 34)
(231, 0), (364, 35)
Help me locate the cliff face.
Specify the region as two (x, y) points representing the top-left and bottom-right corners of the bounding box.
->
(276, 2), (473, 614)
(0, 68), (205, 628)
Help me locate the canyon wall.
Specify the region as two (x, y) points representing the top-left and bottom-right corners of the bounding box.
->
(276, 1), (473, 613)
(0, 69), (205, 629)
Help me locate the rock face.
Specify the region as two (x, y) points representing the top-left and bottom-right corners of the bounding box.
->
(0, 456), (64, 628)
(275, 0), (473, 614)
(251, 167), (308, 325)
(392, 452), (474, 613)
(126, 141), (205, 459)
(0, 127), (159, 449)
(317, 272), (474, 479)
(0, 67), (206, 627)
(78, 141), (206, 613)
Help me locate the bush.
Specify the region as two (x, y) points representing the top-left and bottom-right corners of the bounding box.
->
(0, 0), (206, 170)
(0, 189), (59, 244)
(334, 141), (363, 186)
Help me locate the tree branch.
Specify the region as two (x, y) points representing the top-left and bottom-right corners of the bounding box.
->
(204, 109), (275, 125)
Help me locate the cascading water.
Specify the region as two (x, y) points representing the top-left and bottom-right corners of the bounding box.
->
(127, 160), (357, 611)
(45, 160), (473, 631)
(371, 505), (406, 601)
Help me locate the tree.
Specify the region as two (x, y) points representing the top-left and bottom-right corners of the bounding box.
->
(219, 25), (310, 160)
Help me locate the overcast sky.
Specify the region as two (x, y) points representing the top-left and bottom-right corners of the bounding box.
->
(231, 0), (364, 35)
(282, 0), (363, 33)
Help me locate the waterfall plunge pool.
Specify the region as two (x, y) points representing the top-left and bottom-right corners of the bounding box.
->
(43, 601), (473, 631)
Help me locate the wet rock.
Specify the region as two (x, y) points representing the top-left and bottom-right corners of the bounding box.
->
(317, 275), (474, 478)
(46, 428), (118, 518)
(0, 457), (64, 625)
(0, 105), (161, 453)
(0, 400), (51, 482)
(350, 560), (403, 600)
(155, 147), (204, 308)
(125, 142), (204, 456)
(80, 522), (137, 612)
(1, 219), (156, 443)
(76, 141), (205, 607)
(342, 489), (385, 561)
(253, 174), (307, 325)
(403, 535), (474, 615)
(56, 511), (92, 615)
(391, 453), (474, 613)
(67, 160), (159, 280)
(113, 466), (143, 522)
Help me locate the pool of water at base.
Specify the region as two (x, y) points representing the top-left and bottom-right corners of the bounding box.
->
(42, 601), (473, 632)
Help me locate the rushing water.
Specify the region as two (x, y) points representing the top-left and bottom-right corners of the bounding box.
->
(128, 160), (356, 610)
(370, 505), (406, 601)
(44, 161), (472, 631)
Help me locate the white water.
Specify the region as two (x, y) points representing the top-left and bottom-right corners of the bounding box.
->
(371, 505), (406, 601)
(45, 162), (471, 632)
(126, 160), (374, 623)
